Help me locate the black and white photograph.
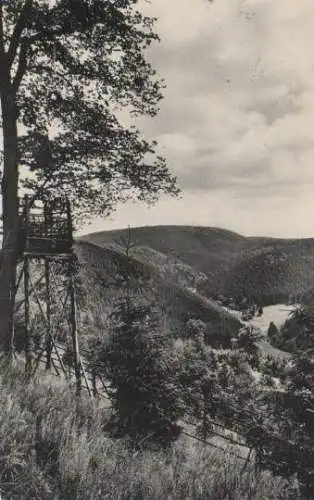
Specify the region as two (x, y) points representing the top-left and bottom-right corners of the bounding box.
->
(0, 1), (314, 499)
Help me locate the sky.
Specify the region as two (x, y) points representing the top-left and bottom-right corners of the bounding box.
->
(82, 1), (314, 237)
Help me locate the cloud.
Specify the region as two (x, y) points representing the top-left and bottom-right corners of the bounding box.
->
(87, 0), (314, 237)
(136, 0), (314, 202)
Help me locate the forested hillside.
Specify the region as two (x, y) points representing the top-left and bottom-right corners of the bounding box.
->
(81, 226), (314, 305)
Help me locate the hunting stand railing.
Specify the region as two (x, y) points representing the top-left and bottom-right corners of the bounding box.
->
(1, 195), (88, 395)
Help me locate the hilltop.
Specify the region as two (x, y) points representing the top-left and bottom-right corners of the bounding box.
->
(80, 225), (247, 276)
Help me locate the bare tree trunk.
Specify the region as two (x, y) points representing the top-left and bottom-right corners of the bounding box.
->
(0, 58), (19, 356)
(0, 3), (38, 358)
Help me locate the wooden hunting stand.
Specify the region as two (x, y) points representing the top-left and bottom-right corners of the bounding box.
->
(9, 195), (84, 394)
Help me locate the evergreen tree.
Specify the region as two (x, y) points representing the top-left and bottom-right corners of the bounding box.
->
(177, 335), (217, 438)
(99, 297), (183, 448)
(237, 325), (262, 369)
(267, 321), (279, 343)
(278, 305), (314, 354)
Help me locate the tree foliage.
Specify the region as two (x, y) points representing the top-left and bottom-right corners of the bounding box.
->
(248, 354), (314, 499)
(0, 0), (179, 219)
(273, 306), (314, 355)
(0, 0), (179, 353)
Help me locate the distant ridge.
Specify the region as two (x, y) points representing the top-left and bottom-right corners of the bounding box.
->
(81, 224), (245, 237)
(80, 225), (314, 305)
(80, 224), (314, 242)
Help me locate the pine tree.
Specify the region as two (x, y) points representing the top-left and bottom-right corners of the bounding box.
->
(237, 325), (262, 369)
(177, 335), (218, 438)
(267, 321), (279, 342)
(99, 297), (183, 448)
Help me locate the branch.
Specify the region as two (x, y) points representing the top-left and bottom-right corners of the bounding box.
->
(7, 0), (32, 69)
(12, 39), (29, 93)
(0, 5), (4, 56)
(0, 6), (5, 85)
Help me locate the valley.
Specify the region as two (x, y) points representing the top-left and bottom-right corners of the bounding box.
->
(225, 303), (295, 360)
(2, 224), (312, 499)
(77, 225), (312, 363)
